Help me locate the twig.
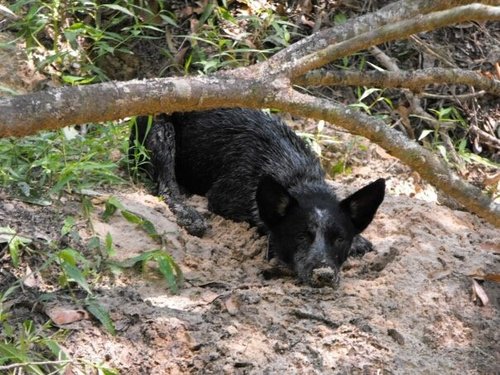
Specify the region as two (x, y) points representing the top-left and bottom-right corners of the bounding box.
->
(409, 35), (457, 68)
(270, 0), (498, 66)
(421, 91), (487, 99)
(470, 124), (500, 150)
(370, 46), (462, 164)
(292, 309), (340, 329)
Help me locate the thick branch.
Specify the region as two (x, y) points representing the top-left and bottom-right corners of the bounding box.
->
(295, 68), (500, 96)
(269, 89), (500, 227)
(286, 4), (500, 78)
(0, 76), (266, 137)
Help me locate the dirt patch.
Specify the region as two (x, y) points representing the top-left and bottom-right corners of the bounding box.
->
(0, 32), (46, 96)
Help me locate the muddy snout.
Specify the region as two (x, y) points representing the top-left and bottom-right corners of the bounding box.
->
(310, 266), (340, 288)
(295, 249), (342, 288)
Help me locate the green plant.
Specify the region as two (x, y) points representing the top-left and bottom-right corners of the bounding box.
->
(297, 120), (340, 158)
(429, 106), (466, 124)
(181, 4), (301, 74)
(0, 227), (32, 267)
(102, 196), (183, 293)
(128, 116), (153, 182)
(0, 319), (71, 375)
(0, 288), (117, 374)
(0, 285), (73, 375)
(416, 105), (472, 164)
(109, 249), (183, 294)
(0, 285), (19, 330)
(7, 0), (177, 81)
(0, 122), (126, 199)
(55, 247), (93, 294)
(350, 87), (393, 115)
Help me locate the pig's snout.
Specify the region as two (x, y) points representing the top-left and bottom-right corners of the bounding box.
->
(310, 266), (340, 288)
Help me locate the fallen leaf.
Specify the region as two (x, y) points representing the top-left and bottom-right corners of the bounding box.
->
(46, 307), (90, 325)
(469, 273), (500, 283)
(483, 171), (500, 187)
(23, 265), (43, 288)
(478, 240), (500, 254)
(471, 279), (489, 306)
(374, 146), (396, 160)
(224, 295), (240, 316)
(428, 268), (452, 281)
(200, 290), (221, 304)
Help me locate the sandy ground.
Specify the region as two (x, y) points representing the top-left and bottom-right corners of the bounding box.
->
(2, 155), (497, 374)
(82, 171), (497, 374)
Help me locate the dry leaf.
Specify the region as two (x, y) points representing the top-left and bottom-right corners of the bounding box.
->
(428, 268), (452, 281)
(483, 171), (500, 187)
(46, 307), (90, 325)
(471, 279), (489, 306)
(23, 265), (42, 288)
(469, 273), (500, 283)
(479, 240), (500, 254)
(224, 295), (240, 316)
(300, 15), (315, 28)
(200, 290), (221, 304)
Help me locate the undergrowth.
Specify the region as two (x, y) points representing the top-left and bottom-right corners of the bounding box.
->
(0, 122), (127, 200)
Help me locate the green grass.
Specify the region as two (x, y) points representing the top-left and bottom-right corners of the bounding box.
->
(0, 122), (128, 200)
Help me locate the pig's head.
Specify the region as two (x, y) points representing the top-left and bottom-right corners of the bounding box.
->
(256, 176), (385, 287)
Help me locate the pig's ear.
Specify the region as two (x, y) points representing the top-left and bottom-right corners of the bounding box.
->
(340, 178), (385, 234)
(256, 176), (297, 227)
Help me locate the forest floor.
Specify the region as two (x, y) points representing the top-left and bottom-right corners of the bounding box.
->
(1, 1), (499, 374)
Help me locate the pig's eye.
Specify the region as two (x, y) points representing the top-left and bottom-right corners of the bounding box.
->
(298, 230), (315, 243)
(328, 232), (344, 244)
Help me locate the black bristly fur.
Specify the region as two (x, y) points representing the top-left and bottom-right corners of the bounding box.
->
(129, 108), (385, 286)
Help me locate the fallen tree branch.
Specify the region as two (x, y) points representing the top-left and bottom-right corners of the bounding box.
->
(420, 91), (487, 100)
(0, 75), (267, 137)
(369, 46), (462, 164)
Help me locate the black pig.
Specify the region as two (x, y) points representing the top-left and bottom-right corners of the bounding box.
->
(129, 108), (385, 287)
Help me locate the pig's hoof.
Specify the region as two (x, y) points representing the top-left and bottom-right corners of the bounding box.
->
(311, 267), (340, 288)
(349, 235), (374, 257)
(182, 218), (207, 237)
(174, 206), (207, 237)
